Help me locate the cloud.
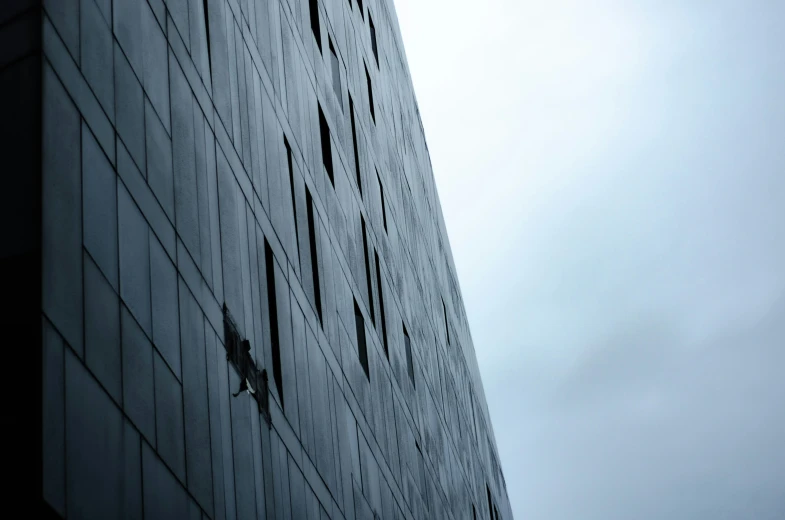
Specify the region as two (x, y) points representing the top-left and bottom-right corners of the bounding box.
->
(506, 294), (785, 520)
(394, 0), (785, 518)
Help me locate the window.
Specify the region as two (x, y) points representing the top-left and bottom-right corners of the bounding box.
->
(414, 439), (424, 485)
(202, 0), (212, 75)
(486, 484), (494, 520)
(471, 394), (478, 441)
(309, 0), (322, 52)
(374, 250), (388, 358)
(285, 137), (298, 248)
(361, 217), (374, 325)
(357, 0), (364, 19)
(265, 240), (283, 408)
(354, 299), (369, 380)
(349, 96), (361, 195)
(365, 64), (375, 123)
(306, 188), (322, 323)
(329, 38), (342, 110)
(318, 105), (334, 185)
(473, 505), (478, 520)
(442, 297), (450, 345)
(369, 14), (378, 67)
(378, 170), (387, 232)
(404, 324), (414, 387)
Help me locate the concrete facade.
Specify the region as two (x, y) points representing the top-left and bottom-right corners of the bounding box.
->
(2, 0), (511, 518)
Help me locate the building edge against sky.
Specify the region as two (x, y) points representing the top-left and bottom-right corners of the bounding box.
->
(1, 0), (511, 518)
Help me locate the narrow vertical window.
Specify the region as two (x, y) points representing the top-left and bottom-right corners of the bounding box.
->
(329, 39), (342, 110)
(354, 299), (369, 380)
(309, 0), (322, 52)
(361, 217), (374, 325)
(285, 137), (298, 248)
(471, 394), (478, 441)
(442, 297), (450, 345)
(369, 14), (378, 67)
(415, 440), (424, 487)
(357, 0), (364, 19)
(473, 505), (478, 520)
(318, 105), (334, 185)
(349, 96), (362, 195)
(365, 64), (375, 123)
(306, 188), (322, 323)
(378, 170), (387, 232)
(265, 240), (283, 409)
(404, 324), (414, 387)
(203, 0), (212, 75)
(374, 250), (388, 358)
(486, 484), (494, 520)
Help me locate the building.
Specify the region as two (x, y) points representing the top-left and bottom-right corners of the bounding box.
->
(1, 0), (512, 518)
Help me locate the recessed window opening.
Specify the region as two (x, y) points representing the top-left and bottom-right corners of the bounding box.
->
(374, 250), (388, 358)
(404, 324), (414, 387)
(306, 188), (322, 323)
(442, 297), (450, 345)
(285, 137), (298, 248)
(361, 217), (374, 325)
(354, 299), (369, 379)
(365, 63), (375, 123)
(486, 484), (494, 520)
(318, 105), (334, 185)
(265, 240), (283, 408)
(471, 395), (478, 440)
(378, 170), (387, 232)
(329, 38), (343, 110)
(203, 0), (212, 75)
(349, 97), (361, 195)
(309, 0), (322, 52)
(369, 14), (378, 66)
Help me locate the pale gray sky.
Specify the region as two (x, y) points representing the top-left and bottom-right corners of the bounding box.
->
(393, 0), (785, 518)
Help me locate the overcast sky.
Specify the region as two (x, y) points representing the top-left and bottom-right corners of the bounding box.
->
(393, 0), (785, 518)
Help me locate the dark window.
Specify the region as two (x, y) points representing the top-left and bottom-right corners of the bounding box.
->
(361, 217), (374, 325)
(354, 300), (369, 379)
(369, 14), (378, 66)
(378, 170), (387, 232)
(486, 484), (494, 520)
(349, 97), (361, 195)
(203, 0), (212, 75)
(442, 297), (450, 345)
(265, 240), (283, 409)
(309, 0), (322, 52)
(473, 505), (478, 520)
(318, 105), (334, 185)
(365, 63), (375, 123)
(357, 0), (364, 19)
(306, 188), (322, 323)
(374, 250), (388, 358)
(329, 38), (342, 110)
(404, 324), (414, 387)
(471, 394), (478, 440)
(414, 439), (424, 485)
(285, 137), (298, 248)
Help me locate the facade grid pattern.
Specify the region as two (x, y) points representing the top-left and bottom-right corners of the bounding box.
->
(2, 0), (513, 517)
